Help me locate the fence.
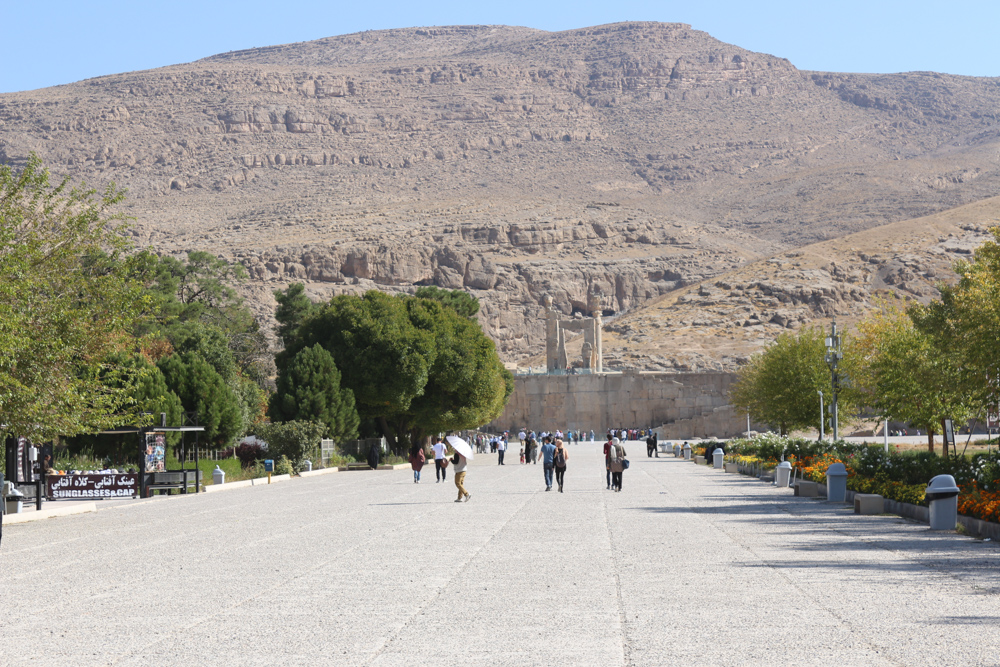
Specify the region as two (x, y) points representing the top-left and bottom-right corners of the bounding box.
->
(181, 450), (231, 462)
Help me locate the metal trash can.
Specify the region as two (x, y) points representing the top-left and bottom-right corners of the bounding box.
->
(682, 443), (692, 460)
(712, 447), (725, 469)
(673, 443), (681, 458)
(212, 465), (225, 486)
(775, 461), (793, 488)
(925, 474), (960, 530)
(826, 462), (848, 502)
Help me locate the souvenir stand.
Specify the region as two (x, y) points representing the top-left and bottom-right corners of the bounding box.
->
(136, 413), (206, 498)
(41, 413), (205, 501)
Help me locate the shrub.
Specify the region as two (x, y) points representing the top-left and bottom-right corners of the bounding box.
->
(274, 455), (294, 476)
(234, 441), (266, 468)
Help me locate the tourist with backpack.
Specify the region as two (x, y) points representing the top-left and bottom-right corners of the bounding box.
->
(453, 449), (470, 502)
(609, 438), (627, 492)
(538, 436), (556, 491)
(432, 437), (448, 482)
(553, 439), (569, 492)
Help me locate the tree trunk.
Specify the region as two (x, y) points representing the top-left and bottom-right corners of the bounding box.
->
(926, 426), (935, 454)
(378, 417), (399, 454)
(940, 417), (949, 457)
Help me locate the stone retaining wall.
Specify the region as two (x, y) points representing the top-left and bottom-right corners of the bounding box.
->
(487, 370), (749, 436)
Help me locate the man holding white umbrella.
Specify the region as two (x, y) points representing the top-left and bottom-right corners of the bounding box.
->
(446, 435), (474, 502)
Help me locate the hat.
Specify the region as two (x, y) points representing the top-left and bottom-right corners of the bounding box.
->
(612, 437), (621, 445)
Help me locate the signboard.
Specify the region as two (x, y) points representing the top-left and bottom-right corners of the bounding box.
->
(145, 433), (166, 473)
(16, 436), (28, 483)
(47, 474), (139, 500)
(944, 418), (956, 450)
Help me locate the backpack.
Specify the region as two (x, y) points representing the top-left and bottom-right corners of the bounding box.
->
(555, 449), (565, 467)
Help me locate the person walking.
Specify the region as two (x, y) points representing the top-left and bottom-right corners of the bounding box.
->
(539, 436), (556, 491)
(453, 450), (471, 502)
(609, 438), (627, 492)
(367, 441), (381, 470)
(603, 434), (614, 490)
(553, 438), (569, 492)
(433, 437), (448, 483)
(646, 432), (659, 458)
(497, 437), (506, 465)
(409, 445), (425, 483)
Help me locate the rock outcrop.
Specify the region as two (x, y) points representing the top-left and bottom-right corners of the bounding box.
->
(2, 22), (1000, 363)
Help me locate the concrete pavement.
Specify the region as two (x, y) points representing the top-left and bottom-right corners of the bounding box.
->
(2, 442), (999, 665)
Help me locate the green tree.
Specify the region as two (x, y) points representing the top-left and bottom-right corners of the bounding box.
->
(254, 420), (327, 468)
(68, 355), (184, 462)
(908, 227), (1000, 420)
(414, 286), (480, 318)
(274, 283), (315, 349)
(282, 291), (511, 452)
(0, 155), (149, 442)
(844, 300), (973, 454)
(269, 344), (359, 442)
(730, 327), (841, 435)
(157, 352), (243, 446)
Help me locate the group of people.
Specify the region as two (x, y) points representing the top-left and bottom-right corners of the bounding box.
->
(607, 427), (655, 442)
(407, 436), (472, 502)
(404, 428), (653, 503)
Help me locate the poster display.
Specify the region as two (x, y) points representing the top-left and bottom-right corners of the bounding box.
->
(47, 474), (138, 499)
(145, 433), (166, 473)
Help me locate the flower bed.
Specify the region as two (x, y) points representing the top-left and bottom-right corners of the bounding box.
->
(726, 434), (1000, 522)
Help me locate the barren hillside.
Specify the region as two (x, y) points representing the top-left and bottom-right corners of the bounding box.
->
(1, 22), (999, 363)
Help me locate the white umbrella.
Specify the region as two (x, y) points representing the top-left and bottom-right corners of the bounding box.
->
(446, 435), (474, 461)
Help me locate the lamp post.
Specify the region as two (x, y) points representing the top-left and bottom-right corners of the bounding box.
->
(746, 407), (751, 439)
(824, 321), (843, 442)
(818, 390), (825, 441)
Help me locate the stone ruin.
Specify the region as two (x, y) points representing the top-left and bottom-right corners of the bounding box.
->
(544, 295), (603, 373)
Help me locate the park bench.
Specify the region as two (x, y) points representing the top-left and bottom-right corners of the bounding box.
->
(146, 470), (202, 497)
(854, 494), (884, 515)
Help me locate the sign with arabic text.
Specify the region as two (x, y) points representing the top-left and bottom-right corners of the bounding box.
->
(46, 474), (139, 500)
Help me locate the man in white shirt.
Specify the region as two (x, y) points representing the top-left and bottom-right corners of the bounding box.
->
(432, 437), (448, 483)
(497, 437), (507, 465)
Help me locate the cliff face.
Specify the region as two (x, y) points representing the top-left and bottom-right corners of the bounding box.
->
(2, 22), (1000, 363)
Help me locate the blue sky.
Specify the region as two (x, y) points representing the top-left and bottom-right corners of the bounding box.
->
(4, 0), (998, 93)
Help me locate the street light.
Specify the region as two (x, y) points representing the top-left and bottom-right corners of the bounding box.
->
(824, 321), (843, 442)
(818, 390), (824, 441)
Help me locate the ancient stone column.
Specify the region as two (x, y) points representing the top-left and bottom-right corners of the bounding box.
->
(594, 312), (603, 373)
(557, 326), (568, 370)
(544, 295), (559, 372)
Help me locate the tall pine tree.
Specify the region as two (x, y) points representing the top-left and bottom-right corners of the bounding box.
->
(269, 344), (359, 442)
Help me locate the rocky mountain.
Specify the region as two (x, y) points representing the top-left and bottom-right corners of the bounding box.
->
(2, 22), (999, 364)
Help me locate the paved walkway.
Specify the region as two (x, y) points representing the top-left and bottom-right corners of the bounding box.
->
(3, 443), (999, 665)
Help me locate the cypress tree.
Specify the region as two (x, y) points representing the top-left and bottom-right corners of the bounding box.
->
(270, 344), (360, 442)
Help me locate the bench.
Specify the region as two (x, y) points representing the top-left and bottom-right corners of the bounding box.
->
(724, 462), (738, 473)
(794, 480), (819, 497)
(341, 463), (373, 471)
(854, 494), (884, 515)
(146, 471), (202, 497)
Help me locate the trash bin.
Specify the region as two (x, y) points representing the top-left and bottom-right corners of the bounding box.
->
(303, 460), (313, 472)
(212, 465), (225, 486)
(925, 474), (960, 530)
(826, 462), (848, 502)
(712, 447), (725, 469)
(4, 484), (24, 514)
(682, 443), (692, 460)
(673, 443), (681, 458)
(775, 461), (793, 488)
